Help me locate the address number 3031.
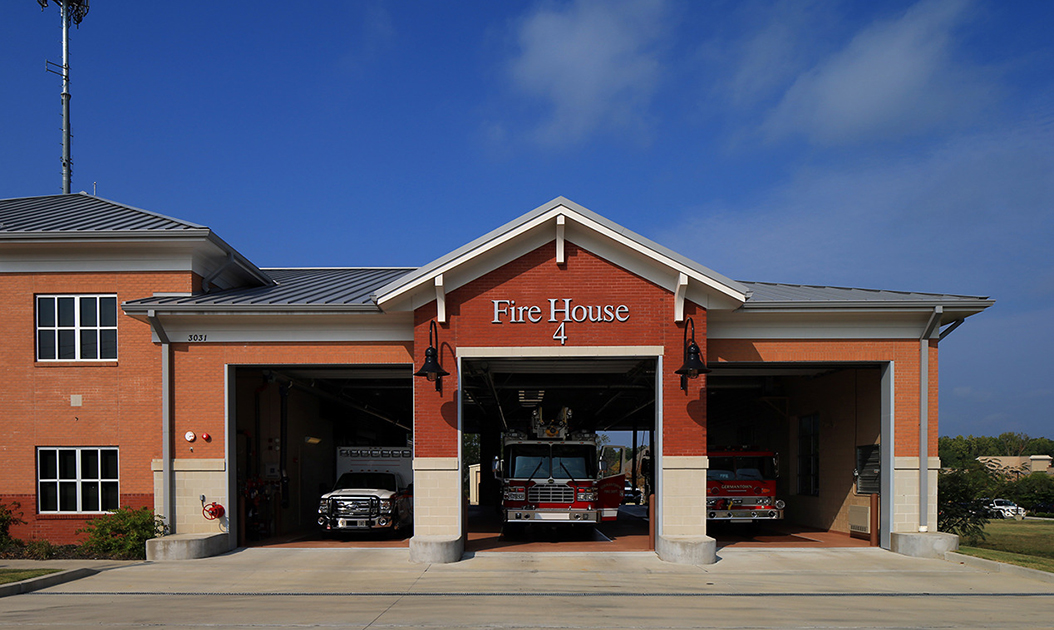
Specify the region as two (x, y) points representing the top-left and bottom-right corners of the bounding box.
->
(187, 334), (208, 342)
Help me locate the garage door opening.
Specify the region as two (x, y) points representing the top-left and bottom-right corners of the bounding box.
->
(459, 356), (656, 552)
(706, 363), (883, 548)
(232, 365), (412, 547)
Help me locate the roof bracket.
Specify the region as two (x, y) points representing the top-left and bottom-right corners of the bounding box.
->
(922, 306), (943, 340)
(147, 309), (170, 345)
(674, 272), (688, 322)
(939, 318), (965, 341)
(201, 253), (235, 294)
(556, 214), (566, 265)
(435, 274), (446, 323)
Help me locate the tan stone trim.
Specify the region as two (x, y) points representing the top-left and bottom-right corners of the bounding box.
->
(413, 457), (460, 471)
(151, 459), (226, 472)
(894, 457), (941, 470)
(662, 456), (709, 470)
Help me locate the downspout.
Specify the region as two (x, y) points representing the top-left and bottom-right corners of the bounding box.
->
(147, 310), (173, 530)
(919, 306), (942, 532)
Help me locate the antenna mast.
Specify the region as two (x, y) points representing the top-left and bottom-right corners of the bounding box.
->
(39, 0), (90, 195)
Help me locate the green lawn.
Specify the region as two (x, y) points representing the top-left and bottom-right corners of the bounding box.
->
(957, 518), (1054, 573)
(0, 568), (60, 585)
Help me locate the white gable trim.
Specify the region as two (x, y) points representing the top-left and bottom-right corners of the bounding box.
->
(373, 199), (748, 312)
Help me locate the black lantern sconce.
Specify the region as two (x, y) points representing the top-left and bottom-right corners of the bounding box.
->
(414, 320), (450, 391)
(675, 316), (710, 391)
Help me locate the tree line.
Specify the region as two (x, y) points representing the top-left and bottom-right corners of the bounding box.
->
(938, 432), (1054, 469)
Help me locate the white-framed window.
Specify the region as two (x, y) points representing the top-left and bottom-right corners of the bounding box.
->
(37, 447), (120, 513)
(36, 295), (118, 361)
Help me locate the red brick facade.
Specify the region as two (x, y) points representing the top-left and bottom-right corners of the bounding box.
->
(0, 271), (192, 541)
(412, 241), (708, 459)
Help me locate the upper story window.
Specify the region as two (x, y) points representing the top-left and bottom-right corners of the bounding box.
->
(36, 295), (118, 361)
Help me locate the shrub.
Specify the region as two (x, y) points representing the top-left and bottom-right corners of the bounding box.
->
(0, 501), (27, 546)
(24, 539), (58, 560)
(77, 506), (168, 559)
(938, 462), (991, 545)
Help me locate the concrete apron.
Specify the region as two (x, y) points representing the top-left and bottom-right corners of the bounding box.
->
(16, 547), (1054, 596)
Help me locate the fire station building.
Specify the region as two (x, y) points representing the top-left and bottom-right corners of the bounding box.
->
(0, 193), (992, 564)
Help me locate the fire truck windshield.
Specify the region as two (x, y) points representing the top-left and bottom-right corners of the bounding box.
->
(506, 444), (597, 479)
(707, 456), (775, 481)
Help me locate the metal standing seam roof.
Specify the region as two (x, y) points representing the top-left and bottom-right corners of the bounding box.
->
(122, 268), (416, 312)
(122, 268), (991, 313)
(0, 193), (207, 233)
(1, 193), (276, 288)
(738, 281), (993, 308)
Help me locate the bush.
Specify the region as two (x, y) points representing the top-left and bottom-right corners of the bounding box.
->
(25, 539), (58, 560)
(77, 506), (168, 560)
(0, 501), (26, 546)
(938, 462), (991, 545)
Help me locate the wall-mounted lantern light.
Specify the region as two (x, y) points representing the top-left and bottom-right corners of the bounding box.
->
(675, 316), (710, 391)
(414, 320), (450, 391)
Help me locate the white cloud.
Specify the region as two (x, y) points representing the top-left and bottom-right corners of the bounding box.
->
(762, 0), (993, 144)
(711, 1), (834, 108)
(655, 114), (1054, 296)
(506, 0), (669, 145)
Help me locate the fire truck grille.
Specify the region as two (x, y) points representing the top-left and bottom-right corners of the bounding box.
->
(528, 484), (574, 504)
(334, 498), (377, 517)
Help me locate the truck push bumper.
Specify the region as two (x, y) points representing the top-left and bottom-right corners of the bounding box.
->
(707, 509), (783, 521)
(505, 509), (599, 523)
(319, 516), (393, 530)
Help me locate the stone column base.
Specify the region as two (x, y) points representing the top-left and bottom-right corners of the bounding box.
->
(656, 534), (717, 565)
(409, 534), (465, 564)
(890, 532), (959, 559)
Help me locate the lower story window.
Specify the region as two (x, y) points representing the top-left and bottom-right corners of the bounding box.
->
(37, 447), (119, 513)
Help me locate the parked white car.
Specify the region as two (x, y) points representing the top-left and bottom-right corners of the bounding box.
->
(983, 498), (1025, 519)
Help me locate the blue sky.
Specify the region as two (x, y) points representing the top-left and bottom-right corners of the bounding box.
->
(3, 1), (1052, 439)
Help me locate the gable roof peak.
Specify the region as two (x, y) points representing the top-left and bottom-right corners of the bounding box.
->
(373, 197), (750, 309)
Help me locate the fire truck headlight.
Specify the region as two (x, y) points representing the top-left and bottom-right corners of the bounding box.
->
(756, 497), (771, 506)
(504, 489), (525, 501)
(706, 498), (717, 507)
(775, 500), (786, 509)
(577, 489), (598, 502)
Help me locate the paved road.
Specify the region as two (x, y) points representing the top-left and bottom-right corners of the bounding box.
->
(2, 548), (1052, 628)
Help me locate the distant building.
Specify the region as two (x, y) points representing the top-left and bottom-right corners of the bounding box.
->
(977, 455), (1054, 477)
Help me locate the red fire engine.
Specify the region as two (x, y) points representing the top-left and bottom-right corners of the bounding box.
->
(706, 446), (785, 522)
(499, 407), (624, 532)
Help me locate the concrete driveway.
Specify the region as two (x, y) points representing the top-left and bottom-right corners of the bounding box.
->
(2, 547), (1052, 628)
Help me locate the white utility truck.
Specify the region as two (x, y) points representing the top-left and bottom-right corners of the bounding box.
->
(317, 447), (413, 533)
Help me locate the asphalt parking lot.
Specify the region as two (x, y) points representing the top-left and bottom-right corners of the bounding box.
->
(2, 546), (1053, 629)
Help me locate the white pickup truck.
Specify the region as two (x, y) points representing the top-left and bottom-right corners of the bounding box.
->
(317, 447), (413, 534)
(984, 498), (1025, 519)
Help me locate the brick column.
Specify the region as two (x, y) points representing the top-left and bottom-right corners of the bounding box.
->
(409, 309), (463, 563)
(657, 305), (715, 564)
